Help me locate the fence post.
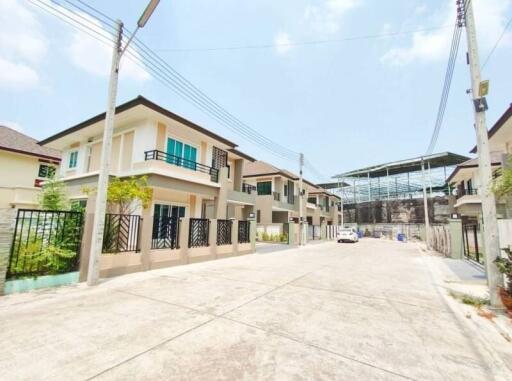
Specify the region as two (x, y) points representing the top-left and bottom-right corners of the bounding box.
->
(232, 219), (239, 255)
(250, 219), (257, 253)
(210, 219), (218, 259)
(139, 207), (154, 271)
(288, 222), (295, 245)
(179, 218), (190, 264)
(449, 219), (464, 260)
(79, 196), (96, 282)
(0, 209), (16, 295)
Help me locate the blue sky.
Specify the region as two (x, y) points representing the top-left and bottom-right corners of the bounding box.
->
(1, 0), (511, 182)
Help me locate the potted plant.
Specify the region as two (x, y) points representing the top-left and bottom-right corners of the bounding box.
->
(494, 247), (512, 312)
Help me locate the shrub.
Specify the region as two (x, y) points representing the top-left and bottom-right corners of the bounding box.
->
(12, 239), (76, 276)
(494, 248), (512, 295)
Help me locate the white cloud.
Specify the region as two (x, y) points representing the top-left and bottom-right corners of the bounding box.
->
(0, 0), (47, 90)
(38, 0), (150, 81)
(274, 32), (292, 55)
(0, 57), (40, 90)
(304, 0), (360, 35)
(381, 0), (512, 66)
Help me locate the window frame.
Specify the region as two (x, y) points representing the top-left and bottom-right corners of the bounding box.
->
(68, 151), (78, 169)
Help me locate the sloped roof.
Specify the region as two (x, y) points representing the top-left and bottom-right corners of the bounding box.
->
(470, 104), (512, 154)
(0, 126), (60, 161)
(446, 152), (503, 183)
(39, 95), (237, 148)
(243, 160), (316, 187)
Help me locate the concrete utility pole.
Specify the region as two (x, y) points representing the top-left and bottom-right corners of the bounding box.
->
(298, 153), (304, 245)
(87, 20), (123, 286)
(463, 0), (503, 307)
(421, 158), (431, 249)
(87, 1), (160, 286)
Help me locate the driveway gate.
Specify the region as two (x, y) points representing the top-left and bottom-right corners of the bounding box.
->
(462, 222), (484, 264)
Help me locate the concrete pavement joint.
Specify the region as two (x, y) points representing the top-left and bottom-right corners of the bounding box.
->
(117, 283), (417, 380)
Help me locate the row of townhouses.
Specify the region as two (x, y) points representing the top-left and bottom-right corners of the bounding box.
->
(0, 96), (341, 291)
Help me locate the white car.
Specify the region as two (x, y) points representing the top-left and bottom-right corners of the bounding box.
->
(337, 228), (359, 243)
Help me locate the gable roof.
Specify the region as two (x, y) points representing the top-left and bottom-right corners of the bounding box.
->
(470, 104), (512, 154)
(0, 126), (60, 161)
(242, 160), (317, 188)
(39, 95), (237, 148)
(446, 152), (503, 183)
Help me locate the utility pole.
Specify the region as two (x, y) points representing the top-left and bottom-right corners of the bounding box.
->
(463, 0), (503, 307)
(421, 158), (430, 249)
(298, 153), (304, 245)
(87, 20), (123, 286)
(87, 1), (160, 286)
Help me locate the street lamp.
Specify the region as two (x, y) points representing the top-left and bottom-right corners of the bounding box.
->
(87, 0), (160, 286)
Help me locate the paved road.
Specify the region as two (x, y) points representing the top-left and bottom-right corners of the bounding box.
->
(0, 239), (509, 380)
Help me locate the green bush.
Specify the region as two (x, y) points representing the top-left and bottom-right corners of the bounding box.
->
(12, 239), (76, 276)
(262, 232), (270, 241)
(495, 248), (512, 295)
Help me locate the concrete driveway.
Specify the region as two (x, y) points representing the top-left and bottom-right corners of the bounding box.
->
(0, 239), (510, 380)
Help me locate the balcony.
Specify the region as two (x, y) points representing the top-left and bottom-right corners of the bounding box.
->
(145, 150), (219, 183)
(242, 183), (257, 194)
(454, 188), (481, 209)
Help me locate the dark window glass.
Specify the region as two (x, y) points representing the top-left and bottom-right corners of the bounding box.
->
(257, 181), (272, 195)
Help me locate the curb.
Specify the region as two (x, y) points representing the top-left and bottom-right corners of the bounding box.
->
(420, 252), (512, 380)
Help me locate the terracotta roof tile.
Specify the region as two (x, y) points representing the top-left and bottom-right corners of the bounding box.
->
(0, 126), (61, 160)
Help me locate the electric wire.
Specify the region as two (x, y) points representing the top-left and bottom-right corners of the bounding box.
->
(28, 0), (301, 163)
(154, 25), (453, 53)
(425, 0), (470, 155)
(482, 13), (512, 69)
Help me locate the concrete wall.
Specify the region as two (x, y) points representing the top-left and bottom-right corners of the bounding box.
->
(0, 209), (16, 295)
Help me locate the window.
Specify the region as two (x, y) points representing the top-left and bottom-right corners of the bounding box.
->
(257, 181), (272, 195)
(307, 197), (316, 204)
(167, 138), (197, 169)
(38, 164), (56, 178)
(284, 184), (288, 197)
(155, 203), (186, 219)
(68, 151), (78, 168)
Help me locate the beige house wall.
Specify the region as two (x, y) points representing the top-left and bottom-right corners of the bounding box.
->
(0, 150), (60, 208)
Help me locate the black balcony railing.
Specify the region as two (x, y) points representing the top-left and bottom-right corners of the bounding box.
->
(456, 188), (478, 198)
(273, 192), (281, 201)
(242, 183), (257, 194)
(145, 150), (219, 182)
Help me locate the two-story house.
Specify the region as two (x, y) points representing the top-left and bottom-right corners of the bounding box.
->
(242, 161), (304, 226)
(448, 103), (512, 220)
(0, 126), (60, 209)
(39, 96), (256, 222)
(305, 184), (341, 227)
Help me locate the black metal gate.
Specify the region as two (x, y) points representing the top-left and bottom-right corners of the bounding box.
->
(462, 222), (484, 264)
(102, 214), (142, 253)
(8, 209), (84, 279)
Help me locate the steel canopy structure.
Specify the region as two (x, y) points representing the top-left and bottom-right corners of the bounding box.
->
(319, 152), (470, 203)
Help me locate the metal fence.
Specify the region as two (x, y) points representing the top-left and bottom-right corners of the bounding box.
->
(102, 214), (141, 253)
(217, 219), (232, 246)
(238, 221), (251, 243)
(462, 222), (484, 264)
(189, 218), (210, 248)
(152, 215), (180, 250)
(7, 209), (83, 279)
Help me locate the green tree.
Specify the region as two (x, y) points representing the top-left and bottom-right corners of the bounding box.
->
(493, 160), (512, 197)
(38, 178), (69, 210)
(84, 176), (153, 214)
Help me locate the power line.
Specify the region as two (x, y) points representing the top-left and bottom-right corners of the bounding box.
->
(482, 13), (512, 69)
(28, 0), (301, 162)
(154, 25), (453, 53)
(425, 1), (469, 155)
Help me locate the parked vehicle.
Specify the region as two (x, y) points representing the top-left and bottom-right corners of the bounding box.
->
(337, 228), (359, 243)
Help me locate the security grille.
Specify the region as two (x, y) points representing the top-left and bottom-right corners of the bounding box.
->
(152, 215), (180, 249)
(189, 218), (210, 248)
(216, 219), (232, 245)
(102, 214), (141, 253)
(238, 221), (251, 243)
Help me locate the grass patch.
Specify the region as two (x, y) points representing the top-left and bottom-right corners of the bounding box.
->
(449, 291), (489, 308)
